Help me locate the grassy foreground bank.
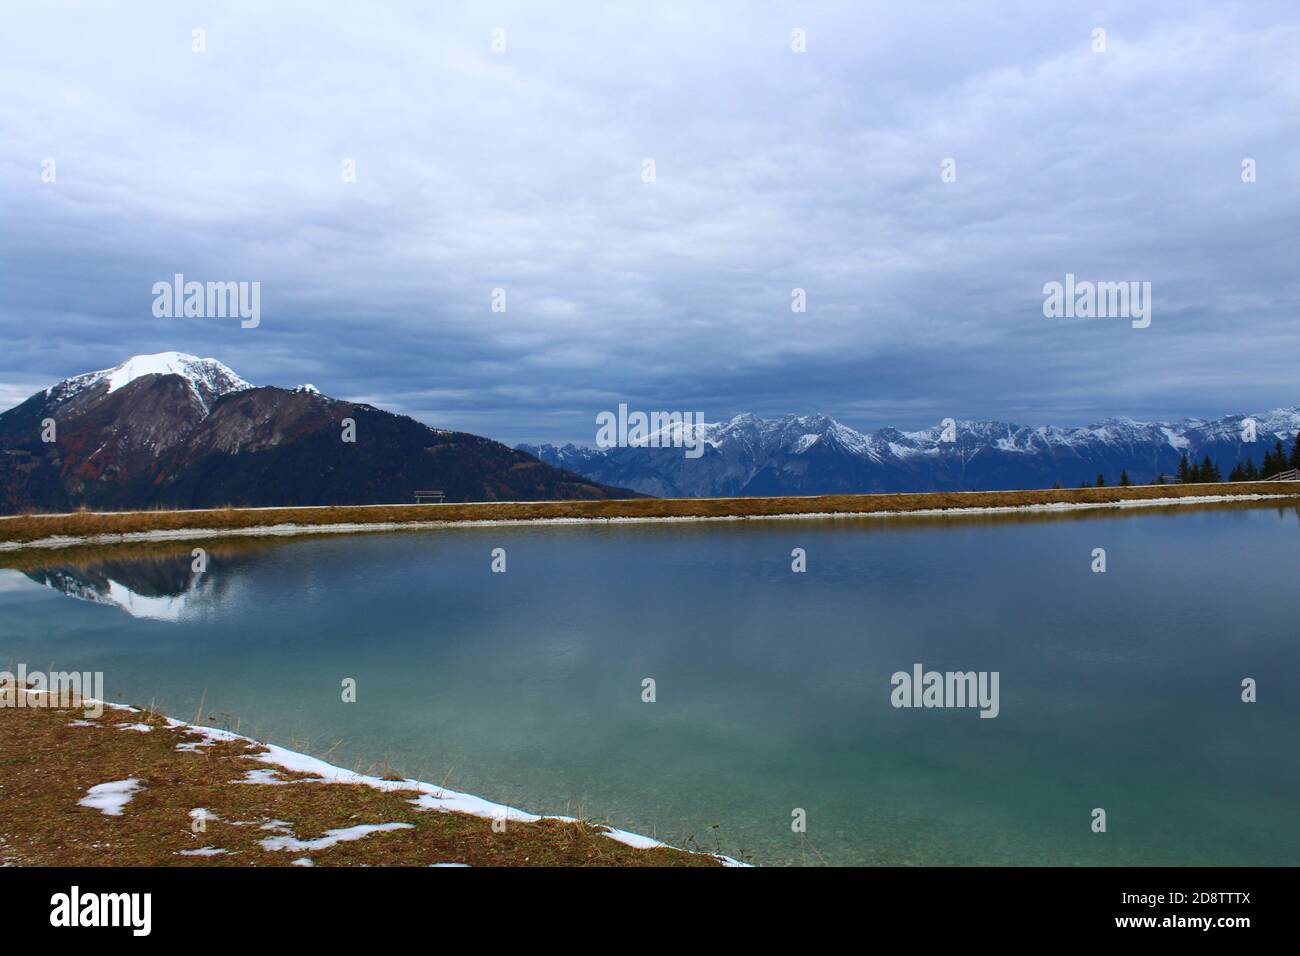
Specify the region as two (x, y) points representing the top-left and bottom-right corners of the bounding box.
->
(0, 695), (723, 867)
(3, 482), (1299, 549)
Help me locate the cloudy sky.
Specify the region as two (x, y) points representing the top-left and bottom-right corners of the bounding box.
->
(2, 1), (1298, 445)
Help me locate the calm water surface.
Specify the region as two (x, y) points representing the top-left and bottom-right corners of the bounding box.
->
(2, 503), (1298, 865)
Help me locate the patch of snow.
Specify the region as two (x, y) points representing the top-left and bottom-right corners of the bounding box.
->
(292, 857), (315, 866)
(119, 722), (154, 733)
(79, 779), (141, 816)
(177, 846), (228, 857)
(233, 768), (297, 785)
(830, 422), (876, 458)
(259, 823), (415, 853)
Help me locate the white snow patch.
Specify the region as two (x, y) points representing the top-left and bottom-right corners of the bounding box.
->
(79, 779), (141, 816)
(791, 433), (820, 453)
(177, 846), (228, 857)
(119, 722), (154, 733)
(104, 352), (250, 395)
(233, 768), (297, 785)
(259, 823), (414, 853)
(1160, 427), (1191, 450)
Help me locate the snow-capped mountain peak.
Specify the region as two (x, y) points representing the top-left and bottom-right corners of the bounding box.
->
(521, 405), (1300, 498)
(49, 352), (252, 410)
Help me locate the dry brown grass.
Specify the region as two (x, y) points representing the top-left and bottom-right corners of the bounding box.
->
(0, 696), (721, 867)
(1, 482), (1298, 548)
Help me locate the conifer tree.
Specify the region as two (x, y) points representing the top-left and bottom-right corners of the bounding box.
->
(1265, 440), (1286, 477)
(1095, 473), (1105, 487)
(1119, 469), (1130, 486)
(1290, 431), (1300, 471)
(1245, 457), (1259, 481)
(1177, 453), (1190, 484)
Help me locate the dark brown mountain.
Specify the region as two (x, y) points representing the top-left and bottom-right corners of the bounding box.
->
(0, 352), (631, 514)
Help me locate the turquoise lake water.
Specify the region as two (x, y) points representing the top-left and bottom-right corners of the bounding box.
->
(2, 502), (1297, 865)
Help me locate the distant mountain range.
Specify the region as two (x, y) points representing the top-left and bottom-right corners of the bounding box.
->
(519, 409), (1300, 497)
(5, 353), (1296, 512)
(0, 352), (628, 514)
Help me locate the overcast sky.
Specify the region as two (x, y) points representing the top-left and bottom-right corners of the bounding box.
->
(2, 1), (1298, 445)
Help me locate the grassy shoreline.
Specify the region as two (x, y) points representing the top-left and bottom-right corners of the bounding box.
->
(0, 692), (731, 867)
(3, 482), (1299, 550)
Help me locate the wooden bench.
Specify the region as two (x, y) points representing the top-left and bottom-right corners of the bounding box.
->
(414, 490), (446, 504)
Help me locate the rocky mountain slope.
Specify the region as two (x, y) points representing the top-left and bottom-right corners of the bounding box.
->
(0, 353), (629, 514)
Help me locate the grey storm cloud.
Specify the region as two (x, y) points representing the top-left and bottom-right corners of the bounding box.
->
(1, 1), (1298, 445)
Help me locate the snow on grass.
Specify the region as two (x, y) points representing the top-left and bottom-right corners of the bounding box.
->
(232, 768), (298, 785)
(177, 847), (229, 857)
(259, 822), (415, 853)
(47, 688), (746, 866)
(119, 723), (153, 733)
(79, 778), (141, 816)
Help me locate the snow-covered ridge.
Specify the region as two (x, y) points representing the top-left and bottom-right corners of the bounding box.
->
(538, 405), (1300, 461)
(47, 352), (252, 410)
